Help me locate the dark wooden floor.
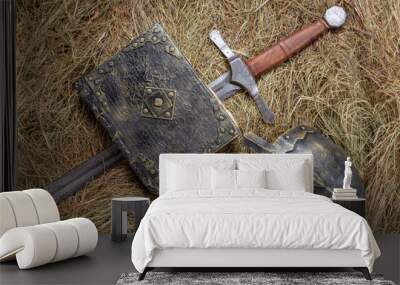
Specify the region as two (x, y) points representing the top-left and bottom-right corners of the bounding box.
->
(0, 234), (398, 285)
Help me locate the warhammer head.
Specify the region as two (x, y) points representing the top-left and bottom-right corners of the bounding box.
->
(324, 6), (347, 28)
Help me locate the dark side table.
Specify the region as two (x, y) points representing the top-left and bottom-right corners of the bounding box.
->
(111, 197), (150, 242)
(332, 198), (365, 218)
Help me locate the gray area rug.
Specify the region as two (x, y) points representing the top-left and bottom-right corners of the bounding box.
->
(116, 272), (396, 285)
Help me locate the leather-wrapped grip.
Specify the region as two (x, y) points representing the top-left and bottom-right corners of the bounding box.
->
(246, 19), (329, 78)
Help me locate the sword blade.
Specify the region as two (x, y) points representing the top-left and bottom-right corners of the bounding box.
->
(207, 71), (241, 100)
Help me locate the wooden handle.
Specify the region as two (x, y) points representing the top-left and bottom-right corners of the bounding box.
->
(246, 19), (329, 78)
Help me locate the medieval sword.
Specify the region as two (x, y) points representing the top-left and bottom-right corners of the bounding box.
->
(47, 6), (347, 202)
(209, 5), (347, 122)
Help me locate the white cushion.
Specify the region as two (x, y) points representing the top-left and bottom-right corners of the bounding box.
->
(236, 169), (267, 189)
(166, 158), (236, 170)
(211, 169), (268, 190)
(212, 168), (237, 190)
(0, 189), (60, 238)
(0, 218), (97, 269)
(66, 218), (98, 257)
(0, 226), (57, 268)
(42, 221), (78, 262)
(160, 154), (313, 195)
(238, 159), (308, 191)
(0, 191), (39, 227)
(164, 158), (236, 193)
(167, 162), (212, 191)
(24, 189), (60, 224)
(0, 196), (17, 237)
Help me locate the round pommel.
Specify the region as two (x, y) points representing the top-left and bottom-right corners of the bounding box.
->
(324, 6), (347, 28)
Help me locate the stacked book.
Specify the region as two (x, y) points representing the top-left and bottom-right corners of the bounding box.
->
(332, 188), (358, 200)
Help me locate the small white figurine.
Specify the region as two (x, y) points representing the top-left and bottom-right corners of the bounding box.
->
(343, 157), (352, 189)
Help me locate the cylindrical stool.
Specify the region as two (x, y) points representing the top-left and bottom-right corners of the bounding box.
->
(111, 197), (150, 242)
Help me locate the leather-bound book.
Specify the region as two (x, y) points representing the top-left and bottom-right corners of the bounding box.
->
(74, 24), (239, 194)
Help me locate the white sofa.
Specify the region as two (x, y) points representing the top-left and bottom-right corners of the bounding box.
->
(0, 189), (98, 269)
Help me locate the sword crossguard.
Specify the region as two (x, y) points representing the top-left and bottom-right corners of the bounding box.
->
(209, 30), (275, 124)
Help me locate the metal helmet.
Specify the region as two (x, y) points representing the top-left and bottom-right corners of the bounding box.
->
(244, 126), (365, 198)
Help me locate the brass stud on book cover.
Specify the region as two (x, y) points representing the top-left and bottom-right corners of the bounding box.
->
(74, 24), (239, 194)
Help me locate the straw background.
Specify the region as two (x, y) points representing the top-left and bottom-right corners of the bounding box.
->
(16, 0), (399, 233)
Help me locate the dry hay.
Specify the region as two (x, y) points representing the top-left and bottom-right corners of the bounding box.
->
(16, 0), (399, 233)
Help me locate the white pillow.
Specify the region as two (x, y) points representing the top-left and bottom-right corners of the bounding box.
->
(212, 168), (237, 190)
(236, 169), (267, 189)
(267, 167), (307, 191)
(167, 162), (212, 191)
(167, 159), (236, 170)
(238, 159), (308, 191)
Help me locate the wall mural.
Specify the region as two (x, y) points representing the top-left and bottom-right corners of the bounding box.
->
(15, 1), (399, 233)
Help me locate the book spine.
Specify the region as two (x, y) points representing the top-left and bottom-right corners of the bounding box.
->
(332, 195), (358, 199)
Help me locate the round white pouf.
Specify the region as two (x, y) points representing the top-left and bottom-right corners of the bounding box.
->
(324, 6), (347, 28)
